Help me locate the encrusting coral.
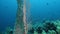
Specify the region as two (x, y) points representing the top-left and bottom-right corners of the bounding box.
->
(27, 20), (60, 34)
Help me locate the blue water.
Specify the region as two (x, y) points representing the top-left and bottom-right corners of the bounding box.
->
(0, 0), (17, 32)
(0, 0), (60, 32)
(29, 0), (60, 21)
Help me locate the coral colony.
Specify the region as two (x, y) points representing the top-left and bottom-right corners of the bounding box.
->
(5, 20), (60, 34)
(28, 20), (60, 34)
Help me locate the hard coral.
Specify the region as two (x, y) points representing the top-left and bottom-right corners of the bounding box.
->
(36, 26), (43, 34)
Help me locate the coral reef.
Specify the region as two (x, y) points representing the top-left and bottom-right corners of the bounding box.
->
(3, 20), (60, 34)
(36, 26), (43, 34)
(27, 20), (60, 34)
(4, 27), (13, 34)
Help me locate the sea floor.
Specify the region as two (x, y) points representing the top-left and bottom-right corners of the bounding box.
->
(27, 20), (60, 34)
(2, 20), (60, 34)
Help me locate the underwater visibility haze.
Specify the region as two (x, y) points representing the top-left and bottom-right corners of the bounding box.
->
(0, 0), (60, 34)
(0, 0), (17, 32)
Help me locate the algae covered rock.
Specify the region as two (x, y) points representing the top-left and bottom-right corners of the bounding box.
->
(52, 20), (60, 27)
(56, 20), (60, 27)
(42, 30), (46, 34)
(57, 26), (60, 34)
(27, 20), (60, 34)
(36, 26), (43, 34)
(27, 27), (34, 34)
(48, 30), (56, 34)
(5, 27), (13, 34)
(34, 31), (38, 34)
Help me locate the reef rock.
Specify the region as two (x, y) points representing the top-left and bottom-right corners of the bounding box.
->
(57, 26), (60, 34)
(42, 30), (46, 34)
(48, 30), (56, 34)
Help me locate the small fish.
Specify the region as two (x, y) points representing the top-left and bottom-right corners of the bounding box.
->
(46, 3), (48, 6)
